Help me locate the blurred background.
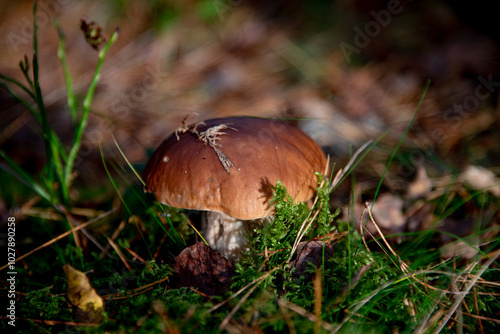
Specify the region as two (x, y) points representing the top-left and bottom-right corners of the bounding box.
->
(1, 0), (499, 239)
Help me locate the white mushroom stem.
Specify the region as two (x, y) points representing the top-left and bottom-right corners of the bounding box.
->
(202, 211), (265, 262)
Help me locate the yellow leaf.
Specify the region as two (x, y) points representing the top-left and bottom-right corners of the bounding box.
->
(64, 264), (104, 323)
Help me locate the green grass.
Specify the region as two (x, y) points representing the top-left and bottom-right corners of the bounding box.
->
(2, 155), (499, 333)
(0, 2), (118, 208)
(1, 3), (499, 334)
(3, 178), (498, 333)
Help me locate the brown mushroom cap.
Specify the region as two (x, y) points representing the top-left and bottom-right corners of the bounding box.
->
(143, 117), (327, 220)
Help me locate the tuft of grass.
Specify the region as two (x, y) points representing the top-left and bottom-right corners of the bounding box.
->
(0, 2), (118, 208)
(2, 169), (499, 333)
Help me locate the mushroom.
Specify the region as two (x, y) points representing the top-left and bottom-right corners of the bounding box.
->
(143, 116), (327, 261)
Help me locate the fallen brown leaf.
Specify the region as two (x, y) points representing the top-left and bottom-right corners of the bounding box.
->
(460, 165), (500, 197)
(371, 193), (406, 234)
(406, 166), (432, 199)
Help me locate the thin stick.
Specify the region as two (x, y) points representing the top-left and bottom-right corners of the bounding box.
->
(359, 204), (371, 253)
(364, 201), (409, 271)
(57, 205), (82, 249)
(107, 237), (132, 272)
(57, 205), (108, 253)
(473, 286), (484, 333)
(125, 247), (148, 265)
(102, 276), (169, 300)
(99, 219), (127, 260)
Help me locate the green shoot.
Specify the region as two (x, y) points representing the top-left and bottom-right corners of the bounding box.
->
(0, 3), (118, 209)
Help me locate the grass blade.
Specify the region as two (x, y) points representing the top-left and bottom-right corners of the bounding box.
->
(54, 19), (78, 126)
(372, 80), (431, 205)
(0, 150), (51, 202)
(0, 81), (40, 121)
(0, 73), (36, 101)
(31, 2), (56, 187)
(102, 144), (186, 249)
(65, 29), (119, 190)
(100, 144), (154, 260)
(112, 135), (145, 187)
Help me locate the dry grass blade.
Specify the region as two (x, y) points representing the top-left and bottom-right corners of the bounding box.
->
(334, 263), (375, 306)
(0, 208), (117, 271)
(363, 201), (411, 273)
(358, 208), (402, 271)
(277, 298), (335, 332)
(22, 207), (107, 219)
(364, 202), (402, 261)
(460, 312), (500, 324)
(107, 237), (133, 272)
(57, 205), (109, 254)
(332, 274), (409, 332)
(288, 155), (331, 263)
(57, 205), (82, 249)
(360, 203), (490, 308)
(288, 208), (322, 263)
(99, 219), (127, 260)
(209, 267), (280, 313)
(218, 267), (280, 330)
(278, 300), (297, 334)
(359, 204), (371, 253)
(329, 140), (373, 192)
(112, 135), (145, 186)
(430, 248), (500, 334)
(413, 262), (486, 333)
(102, 276), (170, 301)
(472, 286), (484, 333)
(0, 110), (31, 144)
(125, 247), (148, 265)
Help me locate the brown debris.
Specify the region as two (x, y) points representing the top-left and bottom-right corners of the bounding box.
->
(406, 166), (432, 200)
(289, 240), (334, 279)
(80, 17), (107, 50)
(174, 116), (237, 174)
(197, 124), (237, 174)
(371, 193), (406, 234)
(173, 242), (235, 296)
(460, 165), (500, 197)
